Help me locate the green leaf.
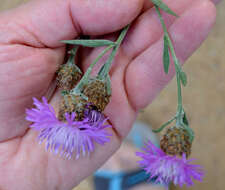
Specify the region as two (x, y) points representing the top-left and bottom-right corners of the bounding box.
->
(180, 71), (187, 86)
(61, 39), (115, 47)
(152, 0), (178, 17)
(183, 112), (189, 126)
(106, 75), (112, 96)
(163, 35), (170, 74)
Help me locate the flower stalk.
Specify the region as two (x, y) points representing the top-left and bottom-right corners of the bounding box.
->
(154, 5), (194, 143)
(98, 25), (130, 79)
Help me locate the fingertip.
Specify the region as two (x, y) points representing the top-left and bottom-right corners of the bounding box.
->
(170, 0), (216, 62)
(200, 0), (217, 26)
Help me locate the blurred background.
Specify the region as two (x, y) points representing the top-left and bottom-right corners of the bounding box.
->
(1, 1), (224, 190)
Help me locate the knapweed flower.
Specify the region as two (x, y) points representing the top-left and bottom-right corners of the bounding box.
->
(26, 97), (111, 159)
(160, 127), (192, 157)
(83, 78), (111, 112)
(56, 62), (82, 91)
(58, 94), (87, 121)
(136, 140), (204, 187)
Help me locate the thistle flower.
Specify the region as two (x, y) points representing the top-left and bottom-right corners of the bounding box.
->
(83, 78), (111, 112)
(136, 140), (204, 187)
(56, 63), (82, 91)
(160, 126), (191, 157)
(26, 97), (111, 159)
(58, 94), (87, 121)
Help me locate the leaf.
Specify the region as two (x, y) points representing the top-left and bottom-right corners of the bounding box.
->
(61, 39), (115, 47)
(106, 75), (112, 96)
(152, 0), (178, 17)
(163, 35), (170, 74)
(183, 112), (189, 126)
(179, 71), (187, 86)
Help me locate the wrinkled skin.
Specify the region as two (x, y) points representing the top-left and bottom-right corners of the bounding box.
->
(0, 0), (217, 189)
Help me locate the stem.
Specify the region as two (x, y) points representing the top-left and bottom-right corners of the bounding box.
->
(99, 25), (130, 79)
(67, 46), (79, 65)
(154, 5), (194, 142)
(71, 44), (115, 94)
(152, 117), (176, 133)
(175, 71), (183, 117)
(155, 6), (183, 123)
(90, 45), (115, 73)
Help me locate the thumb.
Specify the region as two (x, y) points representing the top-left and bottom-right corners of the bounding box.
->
(0, 0), (144, 47)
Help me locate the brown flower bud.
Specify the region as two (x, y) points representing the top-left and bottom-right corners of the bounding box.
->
(58, 94), (87, 121)
(160, 127), (192, 157)
(56, 64), (82, 90)
(83, 79), (111, 112)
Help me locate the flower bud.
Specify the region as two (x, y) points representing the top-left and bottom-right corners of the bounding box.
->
(83, 79), (111, 112)
(56, 64), (82, 90)
(160, 127), (191, 157)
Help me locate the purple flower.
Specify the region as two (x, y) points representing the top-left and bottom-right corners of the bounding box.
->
(26, 97), (111, 159)
(136, 140), (204, 187)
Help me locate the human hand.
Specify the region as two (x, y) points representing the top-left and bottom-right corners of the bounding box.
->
(0, 0), (216, 189)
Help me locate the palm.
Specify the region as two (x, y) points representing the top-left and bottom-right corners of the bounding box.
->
(0, 0), (215, 189)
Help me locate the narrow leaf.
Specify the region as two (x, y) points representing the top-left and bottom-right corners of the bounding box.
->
(152, 0), (178, 17)
(180, 71), (187, 86)
(61, 39), (115, 47)
(106, 75), (112, 96)
(163, 35), (170, 74)
(183, 112), (189, 126)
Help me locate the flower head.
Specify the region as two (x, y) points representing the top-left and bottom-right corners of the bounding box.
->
(56, 62), (82, 90)
(26, 97), (111, 159)
(136, 140), (204, 187)
(83, 78), (111, 112)
(160, 126), (192, 157)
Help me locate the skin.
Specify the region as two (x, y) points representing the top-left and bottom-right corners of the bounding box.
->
(0, 0), (218, 189)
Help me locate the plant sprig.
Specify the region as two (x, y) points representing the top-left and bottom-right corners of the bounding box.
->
(70, 25), (130, 96)
(98, 25), (130, 79)
(153, 4), (194, 142)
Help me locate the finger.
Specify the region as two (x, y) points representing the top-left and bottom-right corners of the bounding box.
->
(122, 0), (198, 59)
(0, 0), (144, 47)
(125, 0), (216, 109)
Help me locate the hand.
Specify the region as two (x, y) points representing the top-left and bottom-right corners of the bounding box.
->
(0, 0), (216, 189)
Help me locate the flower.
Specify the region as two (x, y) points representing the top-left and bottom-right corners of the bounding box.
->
(160, 126), (192, 157)
(56, 59), (82, 91)
(26, 97), (111, 159)
(83, 78), (111, 112)
(136, 140), (204, 187)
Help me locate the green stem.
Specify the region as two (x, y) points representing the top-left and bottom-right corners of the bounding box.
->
(99, 25), (130, 79)
(71, 44), (115, 94)
(155, 6), (183, 124)
(154, 4), (194, 142)
(152, 117), (176, 133)
(67, 46), (79, 65)
(175, 72), (183, 124)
